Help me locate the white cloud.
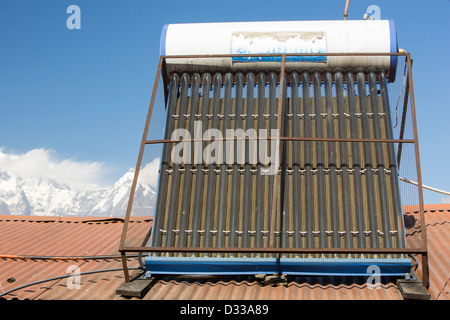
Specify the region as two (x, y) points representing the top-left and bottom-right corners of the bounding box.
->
(441, 196), (450, 204)
(0, 147), (112, 191)
(139, 157), (160, 189)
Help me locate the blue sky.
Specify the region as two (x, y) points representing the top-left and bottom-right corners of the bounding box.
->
(1, 0), (449, 204)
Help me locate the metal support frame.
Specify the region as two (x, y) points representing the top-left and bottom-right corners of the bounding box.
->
(119, 52), (428, 287)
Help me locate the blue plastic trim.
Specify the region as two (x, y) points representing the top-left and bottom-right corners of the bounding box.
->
(232, 55), (326, 63)
(160, 24), (169, 56)
(389, 20), (398, 82)
(145, 256), (411, 276)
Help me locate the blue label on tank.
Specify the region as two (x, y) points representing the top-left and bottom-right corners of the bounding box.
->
(231, 31), (327, 63)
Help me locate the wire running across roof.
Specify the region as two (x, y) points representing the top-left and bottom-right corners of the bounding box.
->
(133, 58), (413, 276)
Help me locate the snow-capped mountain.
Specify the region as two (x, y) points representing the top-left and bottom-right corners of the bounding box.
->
(0, 169), (156, 217)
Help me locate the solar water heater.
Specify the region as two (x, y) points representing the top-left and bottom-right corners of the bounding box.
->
(120, 20), (425, 279)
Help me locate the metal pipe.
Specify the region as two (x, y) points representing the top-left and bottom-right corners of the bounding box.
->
(242, 72), (255, 256)
(151, 73), (180, 249)
(344, 0), (350, 20)
(204, 73), (222, 254)
(145, 136), (414, 145)
(399, 177), (450, 195)
(255, 71), (266, 256)
(335, 71), (352, 254)
(347, 71), (365, 252)
(290, 71), (301, 256)
(301, 71), (313, 255)
(229, 72), (244, 255)
(216, 73), (233, 255)
(313, 70), (326, 253)
(325, 70), (339, 251)
(280, 73), (288, 258)
(178, 73), (200, 251)
(368, 71), (391, 250)
(165, 73), (189, 251)
(356, 71), (378, 251)
(191, 73), (212, 253)
(268, 71), (278, 249)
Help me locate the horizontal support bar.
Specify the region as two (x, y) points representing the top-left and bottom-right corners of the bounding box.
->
(162, 52), (408, 59)
(144, 137), (414, 145)
(120, 246), (427, 254)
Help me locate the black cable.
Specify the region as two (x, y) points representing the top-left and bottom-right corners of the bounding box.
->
(0, 267), (143, 299)
(409, 254), (419, 271)
(1, 254), (139, 261)
(138, 226), (153, 268)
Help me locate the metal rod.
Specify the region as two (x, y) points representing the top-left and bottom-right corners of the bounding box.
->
(397, 70), (410, 169)
(120, 56), (164, 252)
(268, 71), (278, 249)
(144, 136), (414, 145)
(255, 71), (266, 255)
(120, 252), (131, 283)
(121, 246), (426, 254)
(162, 52), (408, 59)
(405, 53), (428, 287)
(269, 58), (286, 247)
(290, 71), (301, 256)
(280, 73), (288, 258)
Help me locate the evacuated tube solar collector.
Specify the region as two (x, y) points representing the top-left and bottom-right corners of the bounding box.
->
(145, 20), (411, 276)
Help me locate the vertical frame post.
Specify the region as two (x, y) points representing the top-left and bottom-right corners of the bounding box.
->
(269, 55), (286, 248)
(119, 56), (165, 282)
(397, 63), (410, 169)
(406, 53), (429, 288)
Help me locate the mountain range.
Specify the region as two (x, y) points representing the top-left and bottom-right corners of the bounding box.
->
(0, 169), (156, 217)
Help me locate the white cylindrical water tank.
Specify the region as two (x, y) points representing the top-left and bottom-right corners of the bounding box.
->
(160, 20), (398, 81)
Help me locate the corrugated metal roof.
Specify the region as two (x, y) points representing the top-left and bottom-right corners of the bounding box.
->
(0, 215), (147, 300)
(143, 275), (404, 300)
(404, 204), (450, 300)
(0, 206), (448, 300)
